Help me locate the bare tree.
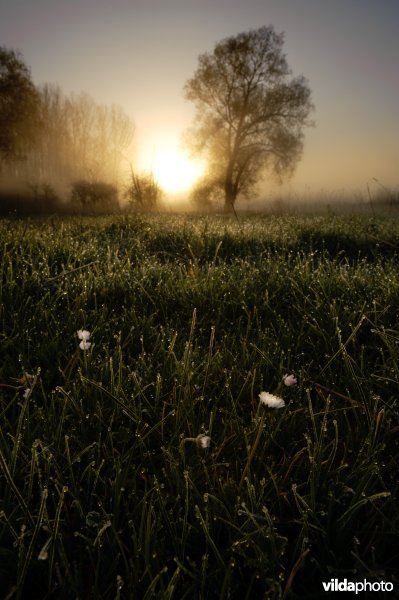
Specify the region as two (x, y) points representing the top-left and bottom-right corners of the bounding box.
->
(16, 85), (135, 193)
(184, 26), (314, 211)
(32, 84), (75, 184)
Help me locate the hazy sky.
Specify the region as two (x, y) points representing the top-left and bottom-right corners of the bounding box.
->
(1, 0), (398, 198)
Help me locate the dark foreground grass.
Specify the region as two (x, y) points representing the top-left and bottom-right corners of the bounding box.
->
(0, 213), (398, 599)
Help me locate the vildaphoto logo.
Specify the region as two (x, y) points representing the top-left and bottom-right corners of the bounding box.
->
(322, 579), (394, 594)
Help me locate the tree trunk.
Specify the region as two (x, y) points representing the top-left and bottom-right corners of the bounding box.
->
(223, 195), (235, 212)
(224, 167), (237, 212)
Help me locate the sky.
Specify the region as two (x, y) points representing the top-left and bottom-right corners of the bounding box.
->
(1, 0), (398, 200)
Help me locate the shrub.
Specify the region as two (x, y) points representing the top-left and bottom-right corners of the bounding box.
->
(70, 180), (119, 213)
(124, 170), (162, 211)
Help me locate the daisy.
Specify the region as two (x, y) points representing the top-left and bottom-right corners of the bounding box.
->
(259, 391), (285, 409)
(77, 329), (91, 350)
(196, 435), (211, 449)
(79, 340), (91, 350)
(283, 373), (297, 386)
(77, 329), (91, 341)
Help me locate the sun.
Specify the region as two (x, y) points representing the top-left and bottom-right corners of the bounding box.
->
(152, 146), (204, 194)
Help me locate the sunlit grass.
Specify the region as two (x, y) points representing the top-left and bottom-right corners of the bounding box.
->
(0, 213), (398, 598)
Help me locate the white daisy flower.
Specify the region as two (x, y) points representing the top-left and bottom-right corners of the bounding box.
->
(283, 374), (297, 386)
(196, 435), (211, 449)
(77, 329), (91, 350)
(77, 329), (91, 341)
(259, 391), (285, 409)
(79, 340), (91, 350)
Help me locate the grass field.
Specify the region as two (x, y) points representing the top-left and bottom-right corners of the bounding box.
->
(0, 213), (398, 599)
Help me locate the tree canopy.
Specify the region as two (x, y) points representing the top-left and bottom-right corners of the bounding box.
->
(184, 26), (314, 210)
(0, 46), (41, 167)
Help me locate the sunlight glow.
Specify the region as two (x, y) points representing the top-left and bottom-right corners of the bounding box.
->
(152, 145), (204, 194)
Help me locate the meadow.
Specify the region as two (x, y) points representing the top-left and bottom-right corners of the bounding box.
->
(0, 212), (398, 599)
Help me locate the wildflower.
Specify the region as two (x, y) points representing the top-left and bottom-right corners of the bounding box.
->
(77, 329), (91, 341)
(77, 329), (91, 350)
(79, 340), (91, 350)
(259, 391), (285, 409)
(196, 435), (211, 449)
(283, 373), (297, 386)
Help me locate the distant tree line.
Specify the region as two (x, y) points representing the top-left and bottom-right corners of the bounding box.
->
(0, 46), (137, 214)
